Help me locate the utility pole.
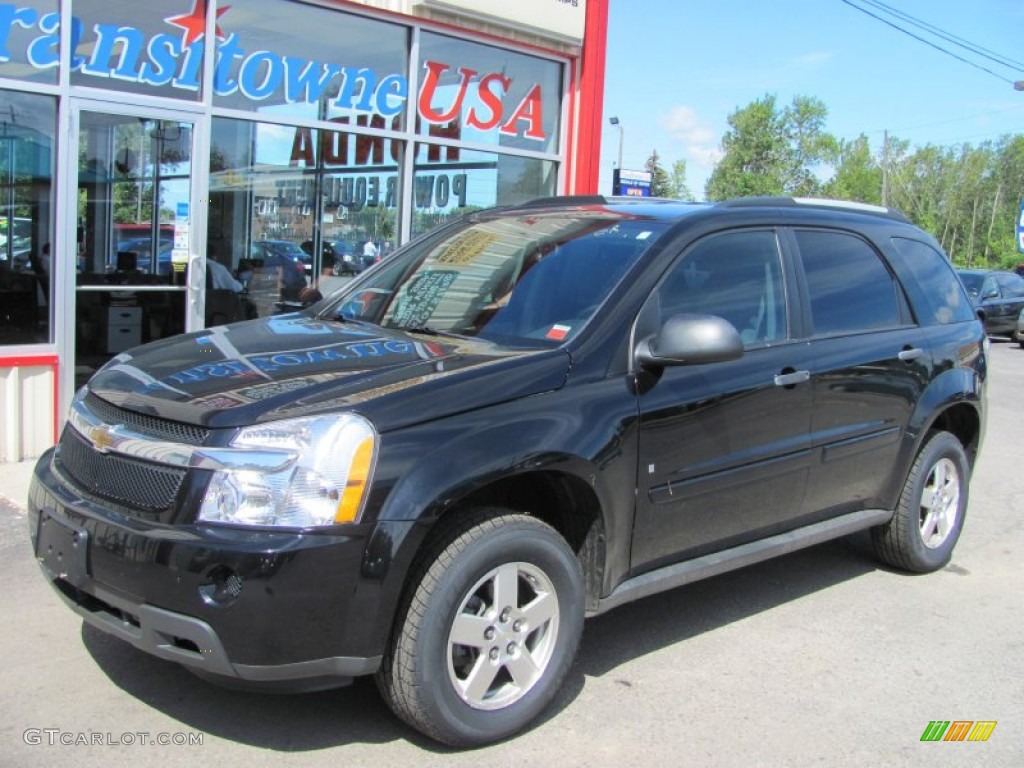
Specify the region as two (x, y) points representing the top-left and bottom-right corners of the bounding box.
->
(881, 130), (888, 207)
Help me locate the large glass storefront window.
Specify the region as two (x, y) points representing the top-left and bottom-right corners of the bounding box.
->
(69, 0), (211, 101)
(0, 0), (59, 85)
(417, 32), (563, 156)
(210, 116), (402, 318)
(0, 89), (55, 345)
(410, 143), (556, 238)
(2, 2), (567, 341)
(213, 0), (408, 124)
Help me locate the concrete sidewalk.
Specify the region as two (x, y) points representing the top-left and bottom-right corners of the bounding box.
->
(0, 457), (36, 515)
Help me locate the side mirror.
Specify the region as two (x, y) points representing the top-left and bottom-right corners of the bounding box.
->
(982, 289), (1000, 300)
(635, 313), (744, 367)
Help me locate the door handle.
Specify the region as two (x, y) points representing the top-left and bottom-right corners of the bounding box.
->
(187, 253), (204, 294)
(898, 348), (925, 362)
(773, 370), (810, 387)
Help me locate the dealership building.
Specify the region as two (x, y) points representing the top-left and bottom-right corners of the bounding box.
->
(0, 0), (609, 462)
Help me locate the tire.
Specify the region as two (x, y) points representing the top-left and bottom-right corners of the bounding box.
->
(376, 510), (584, 747)
(871, 431), (969, 573)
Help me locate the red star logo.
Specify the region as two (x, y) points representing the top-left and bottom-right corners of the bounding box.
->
(166, 0), (231, 47)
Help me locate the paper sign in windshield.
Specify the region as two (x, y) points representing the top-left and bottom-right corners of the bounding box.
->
(435, 230), (498, 266)
(390, 270), (459, 327)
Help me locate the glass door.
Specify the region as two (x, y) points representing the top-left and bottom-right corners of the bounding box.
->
(70, 105), (203, 389)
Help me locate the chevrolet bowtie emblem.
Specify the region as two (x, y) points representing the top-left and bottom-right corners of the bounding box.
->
(88, 424), (116, 453)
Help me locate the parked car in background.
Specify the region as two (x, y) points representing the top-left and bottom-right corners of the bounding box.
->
(1016, 307), (1024, 348)
(956, 268), (1024, 338)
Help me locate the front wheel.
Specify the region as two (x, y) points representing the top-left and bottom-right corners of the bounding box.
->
(377, 510), (584, 747)
(871, 431), (969, 573)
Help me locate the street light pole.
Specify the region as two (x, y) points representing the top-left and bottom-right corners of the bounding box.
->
(609, 116), (623, 169)
(609, 116), (624, 195)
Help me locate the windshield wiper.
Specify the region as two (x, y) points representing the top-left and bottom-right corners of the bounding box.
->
(400, 326), (472, 340)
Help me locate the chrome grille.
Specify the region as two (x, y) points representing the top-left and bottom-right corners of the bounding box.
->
(84, 392), (209, 446)
(56, 427), (186, 513)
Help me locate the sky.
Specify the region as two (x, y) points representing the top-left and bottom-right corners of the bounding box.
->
(597, 0), (1024, 200)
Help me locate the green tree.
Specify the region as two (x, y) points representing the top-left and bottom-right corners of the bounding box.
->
(705, 94), (838, 200)
(826, 134), (882, 204)
(666, 159), (694, 201)
(701, 93), (1023, 263)
(644, 150), (672, 197)
(781, 96), (839, 196)
(705, 95), (787, 200)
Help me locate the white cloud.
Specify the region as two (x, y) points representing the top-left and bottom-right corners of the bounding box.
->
(657, 106), (724, 196)
(660, 106), (715, 147)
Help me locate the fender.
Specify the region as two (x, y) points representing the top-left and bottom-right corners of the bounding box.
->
(882, 363), (985, 509)
(351, 380), (642, 653)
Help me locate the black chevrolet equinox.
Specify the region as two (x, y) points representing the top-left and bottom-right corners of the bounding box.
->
(29, 196), (987, 746)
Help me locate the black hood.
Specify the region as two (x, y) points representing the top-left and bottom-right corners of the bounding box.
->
(86, 314), (570, 432)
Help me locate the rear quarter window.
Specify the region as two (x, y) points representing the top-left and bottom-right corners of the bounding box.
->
(795, 229), (901, 335)
(888, 238), (976, 325)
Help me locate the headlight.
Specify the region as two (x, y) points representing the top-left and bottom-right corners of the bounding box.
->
(198, 414), (377, 528)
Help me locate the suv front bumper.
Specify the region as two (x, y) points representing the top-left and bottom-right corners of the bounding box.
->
(28, 450), (385, 691)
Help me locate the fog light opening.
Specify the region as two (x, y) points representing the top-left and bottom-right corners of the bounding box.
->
(198, 565), (243, 606)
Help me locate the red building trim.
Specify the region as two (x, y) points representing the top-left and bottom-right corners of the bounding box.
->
(573, 0), (609, 194)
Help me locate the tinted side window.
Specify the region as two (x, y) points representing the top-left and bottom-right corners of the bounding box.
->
(796, 230), (900, 335)
(981, 275), (999, 298)
(888, 238), (975, 325)
(996, 272), (1024, 298)
(650, 230), (786, 347)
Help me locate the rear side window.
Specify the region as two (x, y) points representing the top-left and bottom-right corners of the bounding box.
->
(996, 272), (1024, 298)
(795, 230), (900, 335)
(889, 238), (976, 325)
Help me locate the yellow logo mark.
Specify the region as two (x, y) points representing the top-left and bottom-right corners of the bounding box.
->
(921, 720), (997, 742)
(88, 425), (116, 453)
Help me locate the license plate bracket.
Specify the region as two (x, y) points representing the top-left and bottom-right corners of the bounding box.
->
(36, 512), (90, 588)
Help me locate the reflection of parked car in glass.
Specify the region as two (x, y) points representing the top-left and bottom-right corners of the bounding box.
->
(249, 240), (309, 301)
(301, 239), (359, 276)
(0, 215), (34, 271)
(330, 241), (360, 275)
(112, 237), (174, 274)
(957, 268), (1024, 338)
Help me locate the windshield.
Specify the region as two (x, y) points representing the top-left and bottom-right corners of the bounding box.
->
(957, 271), (983, 297)
(322, 211), (669, 346)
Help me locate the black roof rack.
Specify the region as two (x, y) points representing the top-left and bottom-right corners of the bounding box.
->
(516, 194), (609, 208)
(719, 196), (911, 223)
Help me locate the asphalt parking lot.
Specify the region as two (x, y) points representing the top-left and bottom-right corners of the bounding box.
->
(1, 339), (1021, 767)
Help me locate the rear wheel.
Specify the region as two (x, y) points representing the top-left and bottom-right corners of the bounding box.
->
(377, 510), (583, 747)
(871, 431), (969, 573)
